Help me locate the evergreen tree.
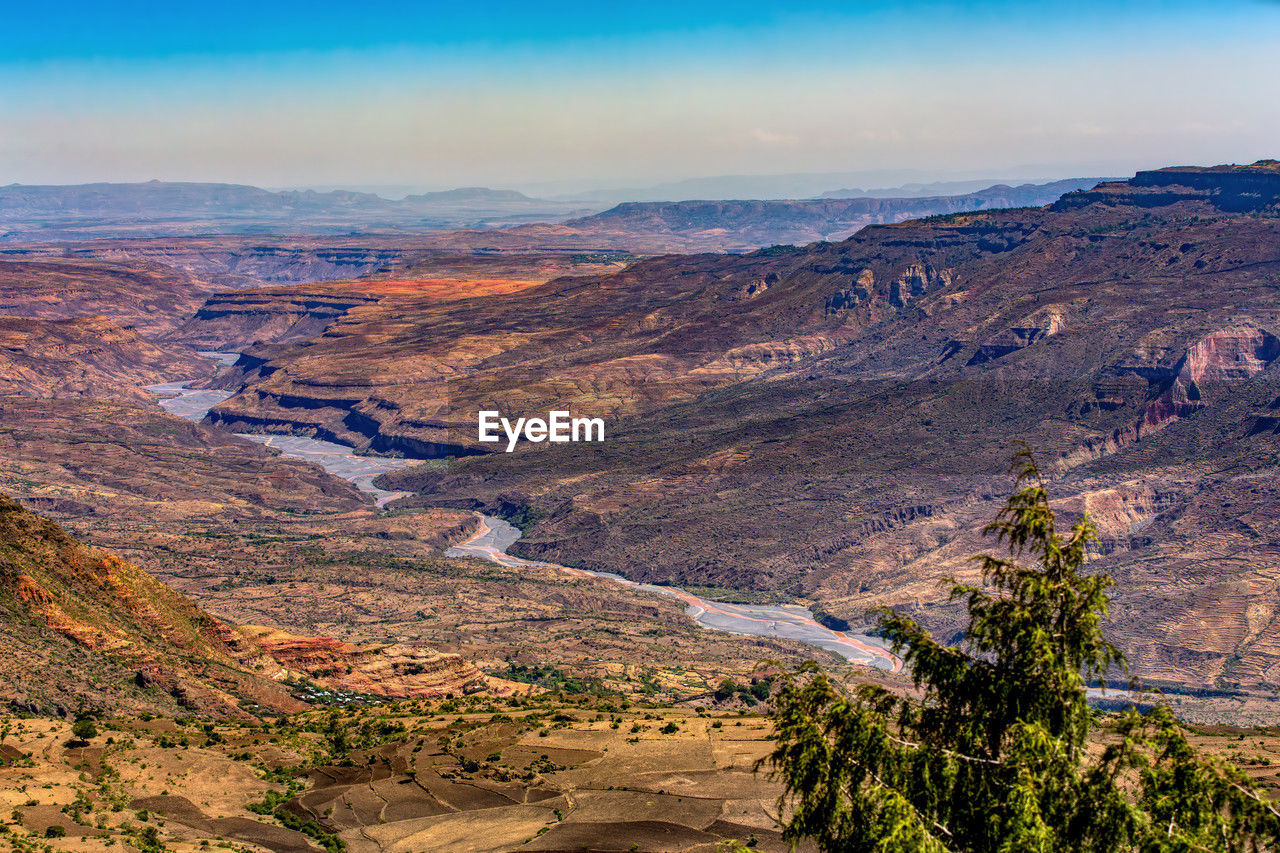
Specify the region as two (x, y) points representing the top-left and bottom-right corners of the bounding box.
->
(766, 444), (1280, 851)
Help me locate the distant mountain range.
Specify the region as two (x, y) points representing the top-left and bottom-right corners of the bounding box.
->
(560, 178), (1111, 249)
(817, 177), (1115, 200)
(537, 170), (1112, 203)
(0, 181), (545, 216)
(0, 180), (593, 240)
(0, 176), (1112, 243)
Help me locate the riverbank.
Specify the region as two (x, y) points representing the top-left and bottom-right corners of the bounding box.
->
(148, 355), (900, 673)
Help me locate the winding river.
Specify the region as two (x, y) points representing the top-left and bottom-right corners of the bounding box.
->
(149, 356), (901, 672)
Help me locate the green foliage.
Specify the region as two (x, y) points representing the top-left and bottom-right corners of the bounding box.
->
(811, 607), (851, 632)
(70, 719), (98, 742)
(499, 663), (613, 696)
(248, 788), (346, 852)
(135, 824), (165, 852)
(498, 503), (546, 533)
(765, 444), (1280, 852)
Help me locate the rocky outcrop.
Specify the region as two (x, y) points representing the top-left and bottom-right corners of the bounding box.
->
(236, 626), (492, 698)
(1054, 159), (1280, 213)
(0, 492), (298, 716)
(966, 307), (1065, 365)
(1178, 323), (1280, 384)
(889, 264), (952, 307)
(166, 289), (382, 350)
(1130, 161), (1280, 211)
(1062, 324), (1280, 469)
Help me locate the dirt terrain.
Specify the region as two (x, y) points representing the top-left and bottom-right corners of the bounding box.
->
(0, 697), (817, 852)
(0, 492), (512, 719)
(167, 277), (552, 351)
(0, 257), (227, 336)
(0, 400), (828, 717)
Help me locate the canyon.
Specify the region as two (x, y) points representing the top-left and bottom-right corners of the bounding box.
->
(162, 162), (1280, 707)
(3, 162), (1280, 722)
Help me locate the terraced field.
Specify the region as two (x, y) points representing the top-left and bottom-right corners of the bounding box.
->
(0, 699), (810, 852)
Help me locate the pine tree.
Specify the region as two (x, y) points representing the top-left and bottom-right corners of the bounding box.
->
(765, 444), (1280, 852)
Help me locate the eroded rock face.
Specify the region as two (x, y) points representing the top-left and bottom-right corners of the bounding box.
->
(1054, 159), (1280, 213)
(890, 263), (952, 307)
(1178, 324), (1280, 385)
(966, 307), (1066, 366)
(825, 269), (874, 314)
(1067, 324), (1280, 468)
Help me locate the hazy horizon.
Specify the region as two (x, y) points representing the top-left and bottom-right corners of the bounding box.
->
(0, 167), (1118, 200)
(2, 1), (1277, 189)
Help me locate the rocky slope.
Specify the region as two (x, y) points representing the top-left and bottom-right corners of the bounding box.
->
(190, 161), (1280, 695)
(0, 493), (490, 717)
(199, 164), (1280, 460)
(0, 315), (209, 403)
(0, 390), (800, 713)
(5, 240), (635, 294)
(0, 257), (226, 336)
(0, 491), (303, 717)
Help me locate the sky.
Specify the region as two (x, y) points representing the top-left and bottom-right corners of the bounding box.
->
(1, 0), (1278, 192)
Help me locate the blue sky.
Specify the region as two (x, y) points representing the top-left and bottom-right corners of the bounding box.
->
(2, 1), (1277, 189)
